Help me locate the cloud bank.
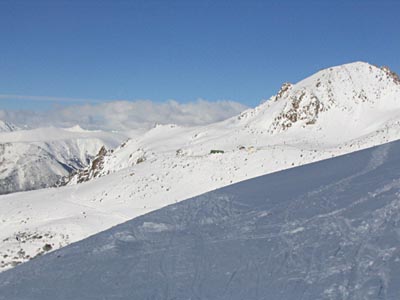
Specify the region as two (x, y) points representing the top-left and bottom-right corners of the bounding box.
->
(0, 99), (248, 131)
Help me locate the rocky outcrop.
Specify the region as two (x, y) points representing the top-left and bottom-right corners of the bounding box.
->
(269, 89), (325, 132)
(62, 146), (110, 185)
(381, 65), (400, 84)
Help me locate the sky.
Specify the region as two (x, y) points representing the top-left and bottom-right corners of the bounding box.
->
(1, 0), (400, 113)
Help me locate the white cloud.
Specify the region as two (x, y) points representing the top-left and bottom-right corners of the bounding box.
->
(0, 99), (248, 131)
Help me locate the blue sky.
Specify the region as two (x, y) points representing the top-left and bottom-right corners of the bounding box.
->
(1, 0), (400, 110)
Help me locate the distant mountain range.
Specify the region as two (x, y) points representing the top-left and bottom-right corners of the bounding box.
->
(0, 120), (19, 132)
(0, 125), (126, 194)
(1, 61), (400, 274)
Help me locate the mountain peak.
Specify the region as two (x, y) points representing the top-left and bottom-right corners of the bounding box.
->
(241, 62), (400, 135)
(64, 125), (88, 133)
(332, 61), (399, 85)
(380, 65), (400, 84)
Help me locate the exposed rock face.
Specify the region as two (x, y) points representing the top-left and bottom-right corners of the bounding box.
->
(63, 146), (109, 184)
(381, 65), (400, 84)
(63, 138), (148, 185)
(270, 88), (325, 131)
(275, 82), (293, 100)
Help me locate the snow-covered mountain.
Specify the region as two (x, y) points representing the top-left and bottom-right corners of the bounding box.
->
(0, 61), (400, 272)
(1, 139), (400, 300)
(0, 120), (19, 132)
(0, 126), (126, 194)
(66, 62), (400, 184)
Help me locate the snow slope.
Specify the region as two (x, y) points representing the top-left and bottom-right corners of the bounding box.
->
(0, 126), (126, 194)
(1, 139), (400, 299)
(0, 61), (400, 272)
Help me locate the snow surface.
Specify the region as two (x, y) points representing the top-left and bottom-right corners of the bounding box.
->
(1, 61), (400, 272)
(1, 139), (400, 299)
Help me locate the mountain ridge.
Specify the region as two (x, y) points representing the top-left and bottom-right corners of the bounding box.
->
(0, 126), (126, 194)
(0, 120), (19, 132)
(66, 62), (400, 184)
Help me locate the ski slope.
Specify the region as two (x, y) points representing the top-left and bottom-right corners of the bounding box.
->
(1, 139), (400, 299)
(0, 61), (399, 272)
